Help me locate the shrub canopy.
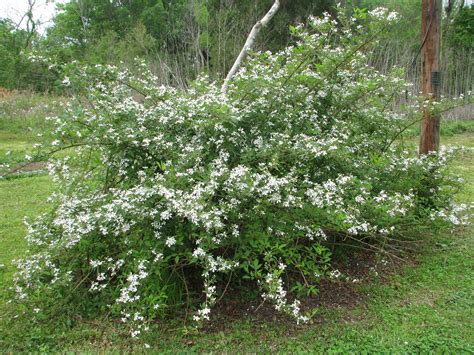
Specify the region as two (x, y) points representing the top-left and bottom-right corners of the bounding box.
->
(13, 8), (470, 337)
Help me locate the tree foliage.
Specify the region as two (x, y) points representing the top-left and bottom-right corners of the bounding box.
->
(448, 4), (474, 50)
(0, 0), (472, 95)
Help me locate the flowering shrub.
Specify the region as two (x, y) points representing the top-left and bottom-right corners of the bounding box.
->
(12, 8), (471, 336)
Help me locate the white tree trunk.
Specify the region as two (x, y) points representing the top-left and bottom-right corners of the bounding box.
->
(221, 0), (280, 94)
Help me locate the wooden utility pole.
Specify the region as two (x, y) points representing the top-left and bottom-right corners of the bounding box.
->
(419, 0), (442, 155)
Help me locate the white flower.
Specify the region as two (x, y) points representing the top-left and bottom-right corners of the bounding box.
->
(165, 237), (176, 247)
(62, 76), (71, 86)
(192, 247), (206, 258)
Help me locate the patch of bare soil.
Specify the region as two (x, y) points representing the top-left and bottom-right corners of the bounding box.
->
(1, 161), (47, 177)
(15, 161), (47, 172)
(199, 248), (419, 333)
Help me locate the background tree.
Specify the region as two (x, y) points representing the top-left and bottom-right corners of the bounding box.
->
(0, 0), (471, 97)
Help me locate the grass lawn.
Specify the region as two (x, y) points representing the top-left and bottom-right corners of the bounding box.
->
(0, 176), (52, 300)
(0, 132), (473, 352)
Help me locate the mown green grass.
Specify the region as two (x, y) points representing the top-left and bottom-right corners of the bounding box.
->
(0, 119), (473, 351)
(0, 176), (52, 302)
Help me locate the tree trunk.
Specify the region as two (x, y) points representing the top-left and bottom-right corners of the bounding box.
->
(221, 0), (280, 94)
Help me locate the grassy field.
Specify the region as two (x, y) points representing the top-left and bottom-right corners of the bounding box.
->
(0, 94), (473, 351)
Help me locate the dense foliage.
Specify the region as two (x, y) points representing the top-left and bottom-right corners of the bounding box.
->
(1, 1), (472, 97)
(11, 9), (472, 339)
(0, 19), (56, 91)
(449, 4), (474, 50)
(1, 0), (335, 91)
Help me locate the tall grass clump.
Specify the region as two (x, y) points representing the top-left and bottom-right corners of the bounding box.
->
(0, 91), (66, 176)
(0, 90), (64, 136)
(11, 8), (472, 338)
